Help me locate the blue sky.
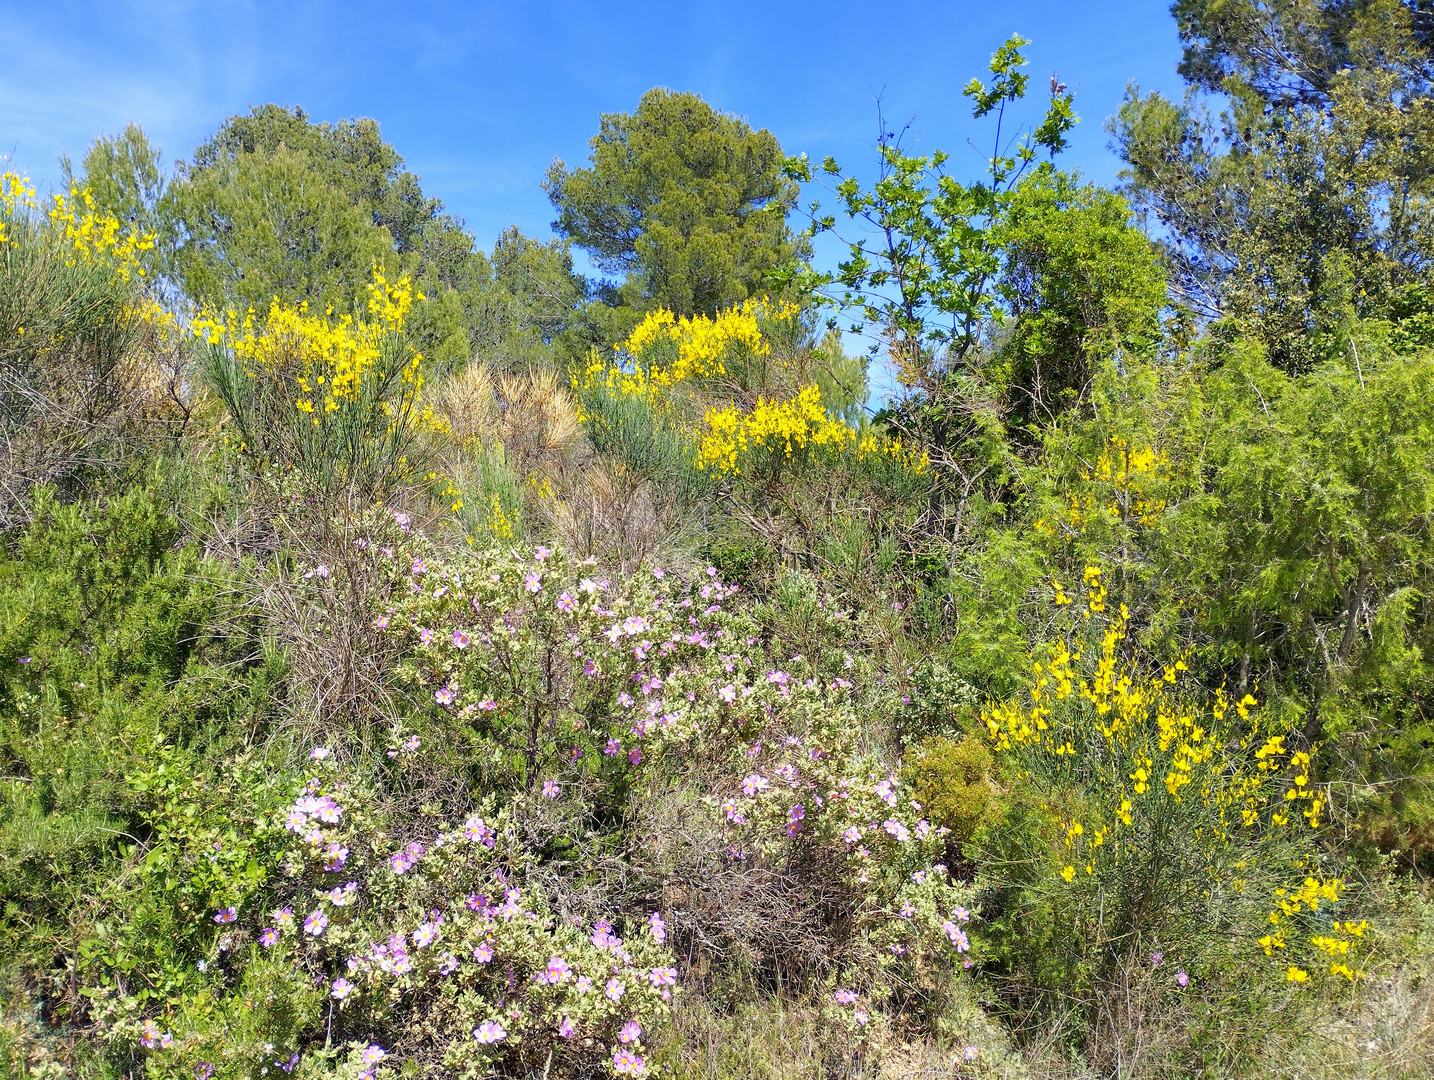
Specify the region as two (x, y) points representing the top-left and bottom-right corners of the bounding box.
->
(3, 0), (1186, 254)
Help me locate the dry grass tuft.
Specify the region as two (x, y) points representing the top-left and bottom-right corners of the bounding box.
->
(537, 459), (676, 575)
(438, 361), (582, 472)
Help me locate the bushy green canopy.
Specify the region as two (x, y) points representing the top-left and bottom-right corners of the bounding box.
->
(545, 88), (808, 318)
(1114, 0), (1434, 371)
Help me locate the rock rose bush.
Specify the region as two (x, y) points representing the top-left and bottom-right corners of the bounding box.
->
(94, 530), (980, 1078)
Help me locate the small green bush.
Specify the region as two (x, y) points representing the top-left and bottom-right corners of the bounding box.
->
(903, 735), (997, 845)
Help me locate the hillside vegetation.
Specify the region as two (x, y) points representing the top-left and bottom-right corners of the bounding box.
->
(3, 4), (1434, 1078)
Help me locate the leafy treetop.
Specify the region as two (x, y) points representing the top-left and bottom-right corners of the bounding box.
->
(545, 88), (809, 320)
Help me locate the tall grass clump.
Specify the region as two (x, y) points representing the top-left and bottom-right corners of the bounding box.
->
(436, 362), (584, 546)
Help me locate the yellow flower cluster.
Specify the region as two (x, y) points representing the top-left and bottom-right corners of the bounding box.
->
(1092, 436), (1170, 523)
(194, 269), (430, 425)
(575, 298), (800, 408)
(574, 297), (926, 480)
(428, 471), (464, 513)
(1, 173), (155, 281)
(986, 566), (1365, 985)
(133, 298), (179, 334)
(194, 267), (450, 499)
(987, 603), (1292, 833)
(48, 187), (155, 279)
(695, 384), (927, 477)
(484, 494), (516, 540)
(574, 354), (663, 409)
(622, 299), (796, 386)
(0, 172), (37, 246)
(1036, 435), (1171, 538)
(1265, 881), (1366, 981)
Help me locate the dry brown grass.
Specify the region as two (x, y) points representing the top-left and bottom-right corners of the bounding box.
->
(437, 360), (582, 474)
(437, 358), (703, 573)
(537, 459), (679, 574)
(258, 515), (402, 742)
(666, 993), (857, 1080)
(1274, 932), (1434, 1079)
(653, 915), (1434, 1080)
(663, 976), (1035, 1080)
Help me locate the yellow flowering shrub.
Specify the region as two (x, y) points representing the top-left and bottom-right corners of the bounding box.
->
(575, 298), (925, 481)
(0, 174), (175, 513)
(47, 187), (155, 280)
(621, 300), (779, 386)
(196, 268), (445, 498)
(1035, 435), (1171, 538)
(2, 170), (172, 362)
(484, 494), (517, 539)
(450, 440), (524, 544)
(695, 384), (927, 477)
(195, 270), (425, 417)
(0, 173), (35, 247)
(979, 564), (1371, 996)
(2, 173), (155, 279)
(574, 298), (800, 408)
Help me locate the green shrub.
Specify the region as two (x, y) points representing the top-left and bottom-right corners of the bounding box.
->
(970, 580), (1376, 1075)
(705, 532), (777, 591)
(0, 487), (281, 1022)
(903, 735), (997, 844)
(0, 175), (176, 523)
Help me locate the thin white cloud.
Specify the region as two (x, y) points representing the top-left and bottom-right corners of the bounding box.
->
(0, 5), (264, 184)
